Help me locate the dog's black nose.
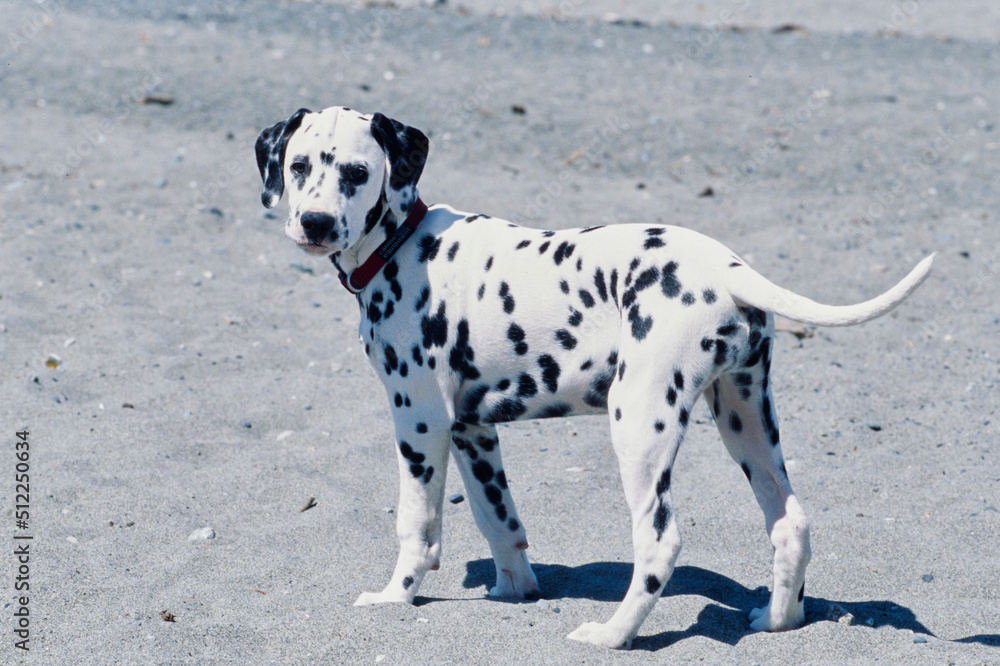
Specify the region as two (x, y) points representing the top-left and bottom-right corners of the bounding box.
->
(300, 211), (338, 243)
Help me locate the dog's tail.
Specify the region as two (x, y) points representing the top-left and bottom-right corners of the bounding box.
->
(728, 254), (935, 326)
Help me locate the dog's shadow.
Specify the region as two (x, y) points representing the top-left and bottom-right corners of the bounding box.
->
(452, 559), (999, 650)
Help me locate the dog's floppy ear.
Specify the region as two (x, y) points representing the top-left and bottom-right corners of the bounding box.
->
(255, 107), (310, 208)
(369, 112), (429, 219)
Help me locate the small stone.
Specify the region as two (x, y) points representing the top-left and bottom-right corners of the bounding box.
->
(922, 573), (933, 583)
(866, 421), (882, 432)
(838, 612), (855, 625)
(535, 599), (550, 610)
(416, 617), (429, 623)
(913, 635), (928, 644)
(242, 420), (252, 429)
(188, 527), (216, 541)
(448, 493), (465, 504)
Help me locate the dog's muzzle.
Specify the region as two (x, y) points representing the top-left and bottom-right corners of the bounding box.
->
(299, 211), (340, 247)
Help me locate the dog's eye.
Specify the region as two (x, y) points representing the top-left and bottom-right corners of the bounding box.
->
(290, 162), (307, 175)
(342, 164), (369, 183)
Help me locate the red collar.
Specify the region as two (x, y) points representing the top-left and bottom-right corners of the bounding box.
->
(339, 198), (428, 294)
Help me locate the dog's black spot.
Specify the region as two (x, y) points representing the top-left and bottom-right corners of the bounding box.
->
(634, 267), (660, 291)
(402, 575), (414, 590)
(410, 463), (425, 478)
(618, 360), (626, 380)
(654, 420), (665, 433)
(628, 304), (653, 340)
(717, 321), (738, 337)
(609, 269), (619, 305)
(517, 373), (538, 398)
(621, 287), (637, 310)
(555, 329), (577, 350)
(508, 518), (520, 531)
(320, 150), (335, 166)
(415, 422), (428, 434)
(486, 398), (527, 423)
(423, 466), (434, 483)
(495, 504), (508, 521)
(477, 284), (486, 300)
(394, 393), (404, 408)
(484, 484), (503, 505)
(730, 412), (743, 433)
(499, 282), (515, 314)
(579, 289), (596, 309)
(559, 280), (570, 294)
(417, 234), (441, 263)
(516, 239), (531, 250)
(553, 241), (575, 265)
(653, 504), (670, 540)
(537, 354), (560, 393)
(580, 226), (604, 233)
(412, 345), (424, 367)
(472, 459), (494, 483)
(421, 302), (448, 349)
(681, 292), (696, 306)
(615, 407), (622, 421)
(449, 319), (480, 380)
(656, 467), (671, 495)
(496, 378), (511, 391)
(661, 261), (681, 298)
(495, 470), (508, 489)
(673, 370), (685, 390)
(666, 387), (677, 406)
(476, 435), (497, 452)
(447, 242), (460, 262)
(762, 396), (779, 446)
(645, 575), (661, 594)
(593, 268), (608, 302)
(485, 256), (494, 271)
(398, 360), (407, 377)
(701, 337), (714, 352)
(580, 359), (593, 371)
(703, 289), (717, 304)
(714, 339), (728, 366)
(383, 344), (399, 375)
(459, 384), (490, 423)
(538, 241), (550, 254)
(644, 236), (664, 250)
(542, 230), (556, 238)
(507, 323), (528, 356)
(645, 227), (666, 237)
(534, 402), (573, 419)
(583, 365), (615, 409)
(568, 308), (583, 327)
(399, 441), (425, 464)
(679, 408), (689, 427)
(427, 357), (436, 370)
(414, 286), (430, 312)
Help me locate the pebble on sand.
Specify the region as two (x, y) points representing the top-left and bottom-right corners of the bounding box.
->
(188, 527), (216, 541)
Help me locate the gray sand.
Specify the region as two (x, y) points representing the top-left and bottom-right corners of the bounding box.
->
(1, 1), (998, 663)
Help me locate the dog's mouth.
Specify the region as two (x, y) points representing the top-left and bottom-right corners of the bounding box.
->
(296, 240), (333, 255)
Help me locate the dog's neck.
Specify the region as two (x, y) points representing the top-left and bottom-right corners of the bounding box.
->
(329, 193), (400, 284)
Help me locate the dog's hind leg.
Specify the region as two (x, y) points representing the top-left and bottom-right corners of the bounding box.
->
(568, 343), (710, 649)
(450, 423), (539, 599)
(703, 331), (811, 631)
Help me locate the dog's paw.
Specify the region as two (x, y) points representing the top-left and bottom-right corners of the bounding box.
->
(748, 604), (804, 632)
(354, 590), (412, 606)
(566, 621), (632, 650)
(488, 566), (540, 600)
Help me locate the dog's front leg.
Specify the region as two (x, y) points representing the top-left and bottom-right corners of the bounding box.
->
(355, 414), (450, 606)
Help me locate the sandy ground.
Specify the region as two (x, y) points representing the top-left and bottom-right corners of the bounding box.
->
(1, 0), (999, 663)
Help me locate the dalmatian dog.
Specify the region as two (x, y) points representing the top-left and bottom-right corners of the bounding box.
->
(255, 106), (933, 649)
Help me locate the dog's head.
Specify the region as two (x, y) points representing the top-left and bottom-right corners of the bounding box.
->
(255, 106), (428, 255)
